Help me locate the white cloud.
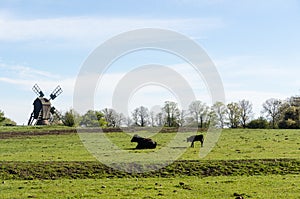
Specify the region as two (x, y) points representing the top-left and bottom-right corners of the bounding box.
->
(213, 54), (300, 118)
(0, 62), (75, 115)
(0, 56), (297, 124)
(215, 55), (300, 91)
(225, 90), (287, 118)
(92, 62), (218, 116)
(0, 63), (59, 79)
(0, 62), (63, 89)
(0, 15), (224, 48)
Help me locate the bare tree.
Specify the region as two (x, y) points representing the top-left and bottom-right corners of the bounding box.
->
(149, 111), (156, 127)
(226, 102), (241, 128)
(162, 101), (180, 127)
(239, 99), (253, 128)
(132, 106), (149, 127)
(262, 98), (282, 128)
(124, 116), (132, 127)
(178, 110), (188, 127)
(139, 106), (149, 127)
(205, 107), (219, 128)
(212, 101), (227, 128)
(188, 100), (209, 128)
(131, 108), (139, 126)
(155, 112), (164, 127)
(102, 108), (119, 127)
(115, 113), (125, 127)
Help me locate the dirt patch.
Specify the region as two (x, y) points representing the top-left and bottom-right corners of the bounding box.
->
(0, 129), (76, 139)
(0, 127), (207, 139)
(0, 128), (126, 139)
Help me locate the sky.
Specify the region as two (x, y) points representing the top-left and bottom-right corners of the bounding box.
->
(0, 0), (300, 124)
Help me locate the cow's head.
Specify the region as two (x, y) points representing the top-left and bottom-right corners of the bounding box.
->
(186, 136), (194, 142)
(131, 134), (141, 142)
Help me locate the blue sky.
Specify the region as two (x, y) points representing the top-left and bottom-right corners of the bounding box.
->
(0, 0), (300, 124)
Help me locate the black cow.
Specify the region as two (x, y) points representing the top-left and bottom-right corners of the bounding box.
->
(187, 134), (204, 147)
(131, 134), (157, 149)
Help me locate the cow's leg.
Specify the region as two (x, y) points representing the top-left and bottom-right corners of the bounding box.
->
(200, 141), (203, 147)
(191, 141), (194, 147)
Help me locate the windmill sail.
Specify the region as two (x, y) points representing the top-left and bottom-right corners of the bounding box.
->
(32, 84), (44, 97)
(50, 85), (63, 100)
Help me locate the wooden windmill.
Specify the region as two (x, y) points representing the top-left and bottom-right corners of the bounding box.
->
(28, 84), (63, 125)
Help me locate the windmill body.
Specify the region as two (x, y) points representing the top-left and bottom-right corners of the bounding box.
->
(28, 84), (62, 125)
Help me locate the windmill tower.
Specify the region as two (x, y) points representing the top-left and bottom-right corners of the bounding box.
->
(28, 84), (63, 125)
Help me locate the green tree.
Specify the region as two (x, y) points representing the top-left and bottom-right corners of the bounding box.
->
(1, 118), (17, 126)
(0, 110), (16, 126)
(247, 117), (269, 129)
(80, 110), (107, 127)
(0, 110), (5, 123)
(288, 97), (300, 127)
(278, 118), (298, 129)
(278, 106), (300, 129)
(63, 109), (80, 127)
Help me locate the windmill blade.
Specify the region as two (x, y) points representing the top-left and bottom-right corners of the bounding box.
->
(50, 106), (56, 115)
(50, 85), (63, 100)
(50, 106), (63, 118)
(32, 84), (44, 97)
(50, 106), (63, 121)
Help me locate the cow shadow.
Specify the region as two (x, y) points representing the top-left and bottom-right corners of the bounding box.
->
(170, 146), (187, 149)
(124, 147), (138, 150)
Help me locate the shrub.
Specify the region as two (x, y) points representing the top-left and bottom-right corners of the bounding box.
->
(278, 119), (298, 129)
(247, 117), (269, 129)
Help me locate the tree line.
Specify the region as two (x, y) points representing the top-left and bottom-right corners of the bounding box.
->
(1, 95), (300, 129)
(61, 95), (300, 129)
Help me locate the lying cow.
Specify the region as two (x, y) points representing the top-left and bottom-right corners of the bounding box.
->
(187, 134), (204, 147)
(131, 134), (157, 149)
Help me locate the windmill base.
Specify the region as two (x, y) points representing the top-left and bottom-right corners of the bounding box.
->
(36, 120), (50, 125)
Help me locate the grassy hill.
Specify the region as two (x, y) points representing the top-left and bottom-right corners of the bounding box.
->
(0, 127), (299, 198)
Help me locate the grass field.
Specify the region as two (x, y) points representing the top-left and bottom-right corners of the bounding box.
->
(1, 175), (299, 199)
(0, 128), (299, 161)
(0, 127), (299, 198)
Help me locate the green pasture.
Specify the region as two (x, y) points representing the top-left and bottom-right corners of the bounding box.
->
(0, 129), (299, 161)
(0, 133), (93, 161)
(0, 175), (299, 199)
(0, 127), (299, 198)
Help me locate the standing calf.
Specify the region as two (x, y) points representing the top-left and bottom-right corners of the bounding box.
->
(187, 134), (204, 147)
(131, 134), (157, 149)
